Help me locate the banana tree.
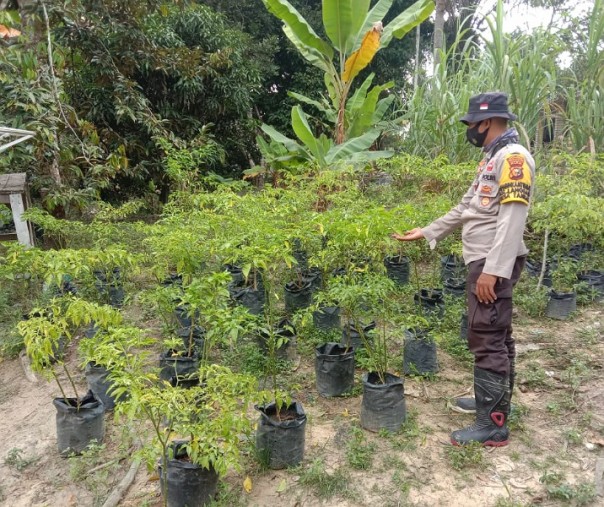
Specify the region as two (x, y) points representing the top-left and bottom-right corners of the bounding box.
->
(261, 0), (434, 149)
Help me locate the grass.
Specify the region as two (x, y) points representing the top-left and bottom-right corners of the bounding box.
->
(346, 426), (376, 470)
(297, 458), (352, 500)
(546, 482), (597, 505)
(4, 447), (38, 471)
(445, 441), (485, 471)
(519, 361), (550, 389)
(68, 440), (123, 505)
(507, 403), (529, 431)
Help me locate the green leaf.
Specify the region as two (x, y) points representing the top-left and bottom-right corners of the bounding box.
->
(348, 150), (393, 162)
(263, 0), (333, 63)
(353, 0), (394, 50)
(325, 129), (381, 163)
(291, 106), (327, 166)
(282, 25), (333, 73)
(260, 124), (303, 153)
(346, 73), (376, 114)
(323, 0), (366, 53)
(288, 91), (336, 122)
(381, 0), (434, 47)
(349, 0), (372, 46)
(348, 83), (394, 138)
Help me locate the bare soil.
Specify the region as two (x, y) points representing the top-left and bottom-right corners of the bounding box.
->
(0, 306), (602, 507)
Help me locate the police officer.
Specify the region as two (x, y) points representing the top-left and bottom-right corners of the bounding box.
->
(393, 92), (535, 446)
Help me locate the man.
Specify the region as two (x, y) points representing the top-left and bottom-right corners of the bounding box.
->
(393, 92), (535, 447)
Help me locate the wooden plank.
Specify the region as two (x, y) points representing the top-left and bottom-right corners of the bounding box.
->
(0, 173), (27, 194)
(0, 232), (17, 241)
(9, 193), (33, 247)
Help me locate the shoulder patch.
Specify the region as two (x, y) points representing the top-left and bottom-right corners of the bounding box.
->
(499, 153), (532, 205)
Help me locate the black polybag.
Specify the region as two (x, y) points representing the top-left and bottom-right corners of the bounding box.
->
(255, 401), (306, 469)
(403, 328), (439, 375)
(158, 440), (219, 507)
(360, 372), (406, 432)
(315, 343), (355, 397)
(54, 390), (104, 455)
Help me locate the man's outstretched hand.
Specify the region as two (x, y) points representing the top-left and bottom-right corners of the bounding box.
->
(391, 227), (424, 242)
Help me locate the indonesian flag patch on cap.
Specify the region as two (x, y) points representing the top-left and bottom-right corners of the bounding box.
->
(480, 103), (489, 110)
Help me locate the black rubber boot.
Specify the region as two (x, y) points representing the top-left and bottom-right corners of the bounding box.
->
(451, 364), (516, 415)
(450, 367), (510, 447)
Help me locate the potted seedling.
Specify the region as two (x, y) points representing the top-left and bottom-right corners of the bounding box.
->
(326, 274), (377, 351)
(353, 274), (408, 433)
(576, 250), (604, 302)
(112, 363), (268, 507)
(160, 273), (254, 383)
(284, 269), (313, 315)
(254, 287), (306, 469)
(18, 297), (123, 455)
(546, 257), (579, 320)
(79, 326), (153, 410)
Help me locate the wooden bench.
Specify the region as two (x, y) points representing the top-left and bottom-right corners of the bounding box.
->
(0, 172), (35, 247)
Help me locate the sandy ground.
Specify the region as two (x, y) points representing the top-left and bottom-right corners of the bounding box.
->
(0, 306), (602, 507)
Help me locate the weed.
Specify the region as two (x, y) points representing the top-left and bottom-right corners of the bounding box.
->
(207, 481), (247, 507)
(297, 458), (351, 499)
(68, 440), (121, 505)
(391, 469), (411, 496)
(390, 409), (423, 451)
(0, 327), (24, 358)
(539, 470), (565, 485)
(509, 451), (521, 462)
(515, 281), (548, 317)
(562, 358), (592, 390)
(4, 448), (38, 471)
(546, 482), (596, 505)
(494, 498), (525, 507)
(346, 426), (376, 470)
(575, 326), (601, 346)
(563, 428), (582, 445)
(546, 401), (560, 415)
(222, 342), (291, 377)
(445, 441), (484, 471)
(520, 362), (549, 389)
(340, 379), (363, 398)
(381, 453), (405, 469)
(507, 404), (529, 431)
(439, 329), (473, 366)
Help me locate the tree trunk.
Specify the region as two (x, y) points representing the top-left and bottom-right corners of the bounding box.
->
(433, 0), (446, 68)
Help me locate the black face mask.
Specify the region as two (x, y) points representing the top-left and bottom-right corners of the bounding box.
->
(466, 121), (489, 147)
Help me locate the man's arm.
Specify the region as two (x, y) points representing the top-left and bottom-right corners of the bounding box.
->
(420, 184), (475, 249)
(392, 183), (475, 245)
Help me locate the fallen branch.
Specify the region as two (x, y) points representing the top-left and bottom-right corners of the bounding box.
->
(101, 445), (142, 507)
(88, 459), (118, 475)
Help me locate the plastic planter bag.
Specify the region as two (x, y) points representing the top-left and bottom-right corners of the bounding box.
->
(403, 328), (439, 375)
(315, 343), (355, 397)
(54, 390), (104, 456)
(256, 401), (306, 469)
(341, 321), (376, 350)
(384, 255), (410, 286)
(545, 290), (577, 320)
(360, 372), (406, 432)
(85, 362), (116, 410)
(312, 306), (341, 331)
(159, 441), (219, 507)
